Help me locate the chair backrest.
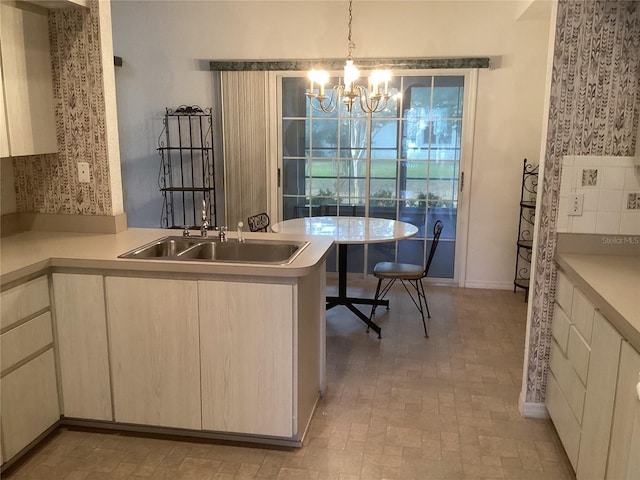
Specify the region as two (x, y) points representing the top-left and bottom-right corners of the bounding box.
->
(423, 220), (444, 277)
(247, 212), (270, 232)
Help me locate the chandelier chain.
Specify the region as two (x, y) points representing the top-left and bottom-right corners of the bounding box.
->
(347, 0), (355, 59)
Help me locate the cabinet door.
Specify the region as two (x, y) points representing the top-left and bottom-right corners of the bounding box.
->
(0, 2), (57, 156)
(1, 349), (59, 461)
(53, 273), (112, 421)
(576, 312), (621, 479)
(199, 280), (294, 437)
(105, 277), (201, 430)
(606, 342), (640, 480)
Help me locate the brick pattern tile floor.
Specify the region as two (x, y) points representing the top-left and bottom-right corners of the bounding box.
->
(3, 281), (575, 480)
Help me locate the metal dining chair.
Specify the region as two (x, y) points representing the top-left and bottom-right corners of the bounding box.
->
(368, 220), (444, 337)
(247, 212), (270, 232)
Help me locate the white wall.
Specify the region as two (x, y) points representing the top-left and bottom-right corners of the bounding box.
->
(111, 0), (551, 288)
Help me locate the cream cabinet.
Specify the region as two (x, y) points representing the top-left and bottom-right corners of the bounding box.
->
(52, 273), (112, 421)
(105, 276), (201, 430)
(198, 280), (295, 437)
(606, 341), (640, 480)
(548, 268), (625, 479)
(0, 1), (57, 157)
(0, 275), (59, 464)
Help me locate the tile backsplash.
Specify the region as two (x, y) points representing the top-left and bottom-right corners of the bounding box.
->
(558, 155), (640, 234)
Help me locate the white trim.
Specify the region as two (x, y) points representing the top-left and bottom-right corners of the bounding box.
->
(456, 68), (478, 288)
(520, 401), (549, 419)
(463, 280), (517, 290)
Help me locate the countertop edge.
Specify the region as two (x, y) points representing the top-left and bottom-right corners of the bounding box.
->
(555, 253), (640, 352)
(1, 229), (335, 287)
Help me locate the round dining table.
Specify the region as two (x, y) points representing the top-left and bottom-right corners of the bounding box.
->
(271, 216), (418, 338)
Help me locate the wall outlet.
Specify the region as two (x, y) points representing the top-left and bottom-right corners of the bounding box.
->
(78, 162), (90, 183)
(569, 193), (584, 216)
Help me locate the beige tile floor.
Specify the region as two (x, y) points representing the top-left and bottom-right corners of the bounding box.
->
(3, 281), (575, 480)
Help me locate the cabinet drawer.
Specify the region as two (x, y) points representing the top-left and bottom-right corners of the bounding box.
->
(0, 348), (60, 460)
(567, 325), (590, 387)
(1, 276), (49, 330)
(546, 372), (580, 470)
(555, 270), (574, 315)
(552, 303), (571, 355)
(550, 340), (586, 424)
(570, 288), (594, 343)
(1, 312), (53, 374)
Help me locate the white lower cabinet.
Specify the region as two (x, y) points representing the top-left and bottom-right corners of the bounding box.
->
(576, 312), (622, 479)
(1, 349), (59, 460)
(198, 280), (295, 437)
(53, 273), (112, 421)
(606, 341), (640, 480)
(105, 276), (201, 430)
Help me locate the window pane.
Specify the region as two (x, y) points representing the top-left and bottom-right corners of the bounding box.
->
(282, 119), (307, 157)
(370, 159), (397, 178)
(282, 77), (308, 118)
(282, 159), (306, 195)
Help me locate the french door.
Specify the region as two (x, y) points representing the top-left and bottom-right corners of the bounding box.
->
(275, 70), (476, 284)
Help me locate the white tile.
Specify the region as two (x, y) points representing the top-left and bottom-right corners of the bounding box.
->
(578, 188), (599, 212)
(624, 167), (640, 190)
(598, 190), (624, 212)
(601, 155), (634, 167)
(562, 155), (575, 166)
(619, 212), (640, 235)
(571, 212), (597, 233)
(595, 212), (621, 234)
(560, 166), (575, 196)
(557, 199), (569, 232)
(574, 155), (602, 167)
(599, 167), (626, 189)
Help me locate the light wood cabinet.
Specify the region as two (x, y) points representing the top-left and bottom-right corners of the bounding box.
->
(0, 1), (57, 157)
(0, 349), (59, 461)
(105, 276), (201, 430)
(0, 274), (58, 466)
(52, 273), (112, 421)
(606, 341), (640, 480)
(198, 280), (295, 437)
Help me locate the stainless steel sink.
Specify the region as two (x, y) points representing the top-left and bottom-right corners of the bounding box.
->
(118, 237), (201, 258)
(119, 236), (309, 265)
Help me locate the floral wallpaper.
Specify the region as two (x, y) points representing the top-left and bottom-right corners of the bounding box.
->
(525, 0), (640, 404)
(13, 0), (112, 216)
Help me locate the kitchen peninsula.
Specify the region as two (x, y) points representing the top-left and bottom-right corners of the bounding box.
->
(0, 228), (333, 470)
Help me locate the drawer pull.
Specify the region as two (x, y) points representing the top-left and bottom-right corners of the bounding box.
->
(636, 374), (640, 401)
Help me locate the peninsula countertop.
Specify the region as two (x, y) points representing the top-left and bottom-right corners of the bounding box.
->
(0, 228), (335, 286)
(555, 253), (640, 351)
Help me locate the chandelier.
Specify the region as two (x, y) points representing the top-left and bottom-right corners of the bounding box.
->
(305, 0), (394, 114)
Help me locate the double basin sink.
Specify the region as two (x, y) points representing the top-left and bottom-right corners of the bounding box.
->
(119, 236), (309, 265)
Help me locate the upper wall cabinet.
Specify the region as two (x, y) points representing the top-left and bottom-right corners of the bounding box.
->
(0, 1), (58, 157)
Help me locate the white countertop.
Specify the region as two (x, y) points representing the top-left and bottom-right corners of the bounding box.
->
(556, 253), (640, 351)
(271, 216), (418, 244)
(0, 228), (334, 286)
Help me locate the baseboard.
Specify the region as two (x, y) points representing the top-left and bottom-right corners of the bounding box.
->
(520, 401), (549, 418)
(463, 280), (515, 290)
(18, 212), (128, 234)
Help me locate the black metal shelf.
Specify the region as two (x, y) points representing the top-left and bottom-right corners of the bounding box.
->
(513, 158), (538, 301)
(157, 105), (218, 229)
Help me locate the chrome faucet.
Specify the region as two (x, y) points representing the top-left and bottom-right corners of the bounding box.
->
(215, 225), (227, 242)
(200, 199), (209, 237)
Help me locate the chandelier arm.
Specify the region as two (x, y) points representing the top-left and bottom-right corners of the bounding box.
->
(308, 86), (340, 114)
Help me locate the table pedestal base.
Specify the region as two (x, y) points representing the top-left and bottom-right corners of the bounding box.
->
(326, 244), (387, 338)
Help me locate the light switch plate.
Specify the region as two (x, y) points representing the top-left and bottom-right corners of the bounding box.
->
(568, 193), (584, 216)
(78, 162), (90, 183)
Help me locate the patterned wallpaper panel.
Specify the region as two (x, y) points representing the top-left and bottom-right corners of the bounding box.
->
(526, 0), (640, 404)
(13, 0), (112, 216)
